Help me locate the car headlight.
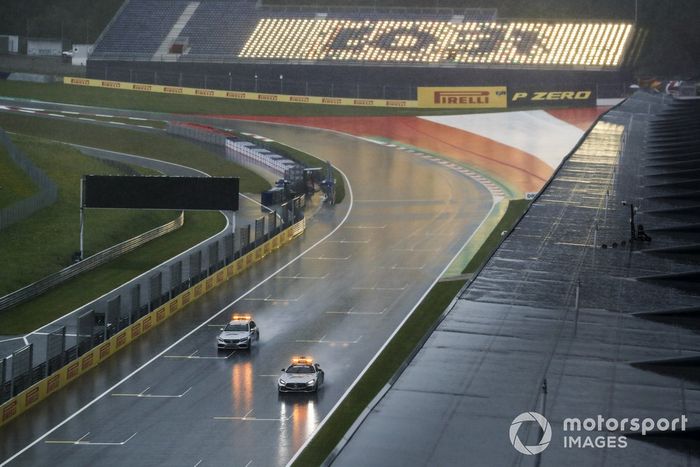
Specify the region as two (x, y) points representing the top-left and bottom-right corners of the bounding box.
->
(279, 379), (286, 385)
(306, 380), (316, 386)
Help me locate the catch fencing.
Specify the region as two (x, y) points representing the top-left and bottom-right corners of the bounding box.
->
(0, 129), (58, 231)
(0, 212), (185, 311)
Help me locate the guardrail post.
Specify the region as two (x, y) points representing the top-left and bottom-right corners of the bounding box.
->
(79, 176), (85, 260)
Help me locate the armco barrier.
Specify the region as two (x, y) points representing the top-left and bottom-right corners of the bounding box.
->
(0, 211), (185, 311)
(0, 217), (305, 427)
(64, 76), (416, 108)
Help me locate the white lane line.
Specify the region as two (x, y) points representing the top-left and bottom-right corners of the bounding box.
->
(342, 225), (386, 230)
(137, 125), (155, 129)
(0, 165), (353, 467)
(47, 113), (66, 118)
(356, 199), (440, 203)
(0, 105), (9, 110)
(60, 111), (79, 115)
(33, 332), (78, 337)
(214, 415), (292, 422)
(45, 432), (137, 446)
(0, 336), (25, 344)
(78, 117), (96, 122)
(95, 114), (113, 118)
(194, 460), (203, 467)
(128, 116), (148, 121)
(352, 284), (407, 291)
(302, 255), (351, 261)
(245, 460), (253, 467)
(109, 121), (126, 125)
(325, 240), (369, 244)
(326, 307), (387, 316)
(295, 336), (362, 345)
(379, 265), (424, 271)
(275, 273), (328, 280)
(111, 387), (192, 398)
(19, 107), (44, 112)
(242, 294), (302, 302)
(164, 349), (235, 360)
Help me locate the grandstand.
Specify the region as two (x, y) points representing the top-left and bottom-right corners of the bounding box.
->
(88, 0), (635, 99)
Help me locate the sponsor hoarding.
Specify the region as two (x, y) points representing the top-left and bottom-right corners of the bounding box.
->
(508, 88), (597, 107)
(417, 87), (507, 109)
(64, 77), (414, 108)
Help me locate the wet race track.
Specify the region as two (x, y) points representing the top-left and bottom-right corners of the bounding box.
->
(1, 119), (494, 466)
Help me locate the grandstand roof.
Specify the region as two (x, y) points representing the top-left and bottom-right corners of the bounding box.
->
(332, 92), (700, 466)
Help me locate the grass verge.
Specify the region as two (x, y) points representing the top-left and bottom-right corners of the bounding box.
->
(0, 113), (270, 193)
(292, 198), (531, 465)
(0, 142), (37, 208)
(0, 134), (177, 296)
(0, 210), (224, 334)
(0, 80), (480, 117)
(462, 199), (531, 273)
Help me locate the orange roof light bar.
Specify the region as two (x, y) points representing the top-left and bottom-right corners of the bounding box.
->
(231, 313), (252, 321)
(291, 356), (313, 365)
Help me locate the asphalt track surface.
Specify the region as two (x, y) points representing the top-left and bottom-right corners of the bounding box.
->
(0, 115), (494, 466)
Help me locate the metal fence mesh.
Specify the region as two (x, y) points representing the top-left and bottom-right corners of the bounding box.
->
(77, 310), (95, 356)
(0, 129), (58, 231)
(11, 345), (33, 395)
(46, 326), (66, 375)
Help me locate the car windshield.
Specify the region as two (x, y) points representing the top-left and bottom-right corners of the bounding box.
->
(286, 365), (315, 374)
(224, 323), (247, 332)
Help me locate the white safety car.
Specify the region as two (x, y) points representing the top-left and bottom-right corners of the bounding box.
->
(278, 357), (325, 393)
(216, 314), (259, 350)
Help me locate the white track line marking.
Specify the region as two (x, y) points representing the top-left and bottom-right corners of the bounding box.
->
(302, 255), (351, 261)
(295, 336), (362, 345)
(275, 273), (328, 280)
(45, 432), (137, 446)
(326, 308), (387, 316)
(111, 387), (192, 398)
(214, 415), (292, 422)
(352, 284), (407, 291)
(342, 225), (386, 229)
(1, 167), (354, 467)
(325, 240), (369, 244)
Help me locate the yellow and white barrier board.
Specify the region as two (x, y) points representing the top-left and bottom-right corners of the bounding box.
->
(64, 77), (416, 108)
(417, 86), (508, 109)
